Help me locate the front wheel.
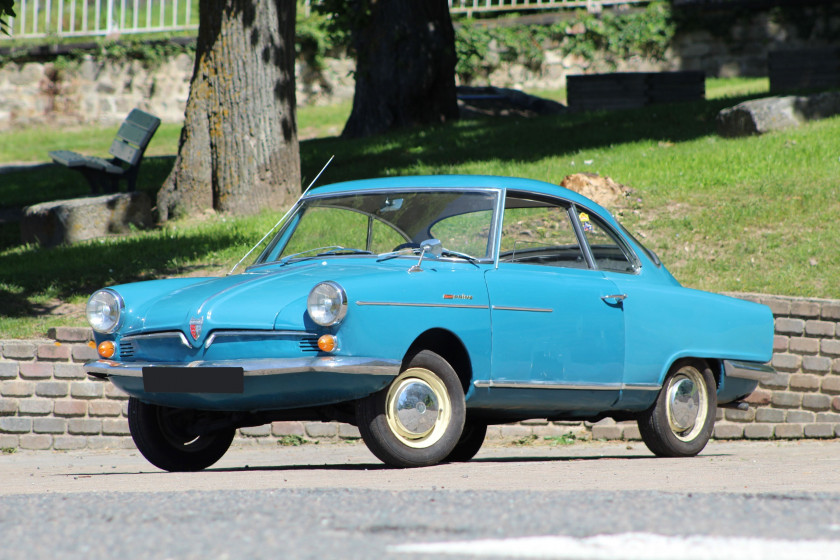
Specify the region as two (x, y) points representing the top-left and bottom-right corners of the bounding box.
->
(356, 350), (466, 468)
(444, 419), (487, 463)
(637, 360), (716, 458)
(127, 398), (235, 472)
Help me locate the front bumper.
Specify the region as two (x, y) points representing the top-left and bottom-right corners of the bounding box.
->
(85, 356), (401, 411)
(86, 356), (401, 378)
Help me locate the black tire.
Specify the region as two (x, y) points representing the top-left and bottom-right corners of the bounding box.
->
(444, 419), (487, 462)
(356, 350), (466, 468)
(637, 359), (717, 458)
(128, 397), (235, 472)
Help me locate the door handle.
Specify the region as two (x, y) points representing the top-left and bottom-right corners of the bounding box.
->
(601, 294), (627, 303)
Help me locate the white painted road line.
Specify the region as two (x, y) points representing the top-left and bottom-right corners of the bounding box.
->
(391, 532), (840, 559)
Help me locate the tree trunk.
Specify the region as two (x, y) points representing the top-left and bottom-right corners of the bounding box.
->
(341, 0), (459, 139)
(156, 0), (300, 221)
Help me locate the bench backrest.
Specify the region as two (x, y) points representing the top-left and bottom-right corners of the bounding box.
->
(108, 109), (162, 166)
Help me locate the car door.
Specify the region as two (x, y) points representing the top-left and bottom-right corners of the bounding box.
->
(483, 193), (625, 410)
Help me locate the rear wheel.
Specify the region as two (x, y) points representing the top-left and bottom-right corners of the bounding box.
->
(637, 360), (716, 457)
(356, 350), (465, 468)
(128, 398), (235, 472)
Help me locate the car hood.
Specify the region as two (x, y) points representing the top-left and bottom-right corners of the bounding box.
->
(118, 259), (430, 341)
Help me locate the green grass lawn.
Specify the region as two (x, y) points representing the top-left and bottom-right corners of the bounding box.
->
(2, 77), (839, 338)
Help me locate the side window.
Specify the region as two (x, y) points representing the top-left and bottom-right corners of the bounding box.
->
(500, 197), (587, 269)
(578, 211), (638, 273)
(430, 210), (494, 258)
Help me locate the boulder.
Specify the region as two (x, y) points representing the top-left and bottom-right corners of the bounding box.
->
(560, 173), (631, 209)
(716, 91), (840, 137)
(21, 192), (153, 247)
(457, 86), (566, 118)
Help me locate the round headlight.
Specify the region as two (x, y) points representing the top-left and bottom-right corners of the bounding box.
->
(307, 281), (347, 327)
(86, 290), (123, 333)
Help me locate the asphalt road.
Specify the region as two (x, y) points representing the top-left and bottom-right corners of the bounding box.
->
(1, 440), (839, 559)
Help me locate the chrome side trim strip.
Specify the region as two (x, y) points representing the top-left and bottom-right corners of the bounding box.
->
(122, 331), (191, 348)
(473, 380), (661, 391)
(491, 305), (553, 313)
(85, 356), (401, 379)
(723, 360), (775, 382)
(204, 330), (317, 349)
(356, 301), (489, 310)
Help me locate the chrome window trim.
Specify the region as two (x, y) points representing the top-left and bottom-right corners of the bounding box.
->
(302, 186), (503, 201)
(204, 330), (317, 349)
(571, 203), (642, 275)
(264, 187), (502, 265)
(473, 380), (661, 391)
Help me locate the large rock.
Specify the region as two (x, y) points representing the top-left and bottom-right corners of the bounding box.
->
(457, 86), (566, 118)
(560, 173), (631, 209)
(21, 192), (153, 247)
(716, 91), (840, 137)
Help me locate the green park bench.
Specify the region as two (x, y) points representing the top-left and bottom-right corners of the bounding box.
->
(49, 108), (161, 194)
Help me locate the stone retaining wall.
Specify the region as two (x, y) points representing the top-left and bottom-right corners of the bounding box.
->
(3, 5), (839, 129)
(1, 293), (839, 451)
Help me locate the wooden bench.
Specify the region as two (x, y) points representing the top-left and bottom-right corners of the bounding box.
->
(567, 71), (705, 112)
(49, 109), (161, 194)
(769, 48), (840, 93)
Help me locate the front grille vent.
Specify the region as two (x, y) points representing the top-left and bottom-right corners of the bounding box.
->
(119, 341), (137, 359)
(299, 336), (320, 352)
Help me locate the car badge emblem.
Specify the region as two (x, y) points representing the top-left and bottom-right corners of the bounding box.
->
(189, 317), (203, 340)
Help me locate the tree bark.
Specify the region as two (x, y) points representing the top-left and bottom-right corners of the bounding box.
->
(156, 0), (300, 221)
(341, 0), (459, 139)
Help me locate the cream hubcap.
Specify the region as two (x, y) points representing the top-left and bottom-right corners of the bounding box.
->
(665, 366), (708, 442)
(385, 368), (451, 449)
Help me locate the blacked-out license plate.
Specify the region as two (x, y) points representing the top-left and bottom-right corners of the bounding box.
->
(142, 367), (244, 394)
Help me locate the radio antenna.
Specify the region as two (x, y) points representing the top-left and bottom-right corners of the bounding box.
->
(228, 155), (335, 275)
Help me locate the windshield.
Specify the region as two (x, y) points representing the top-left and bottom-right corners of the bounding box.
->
(255, 190), (499, 265)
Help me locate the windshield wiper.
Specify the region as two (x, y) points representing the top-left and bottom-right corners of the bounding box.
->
(317, 247), (374, 257)
(441, 248), (480, 267)
(277, 246), (343, 265)
(278, 246), (374, 266)
(376, 247), (420, 263)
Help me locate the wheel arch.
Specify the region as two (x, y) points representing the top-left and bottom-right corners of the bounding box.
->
(658, 354), (721, 389)
(403, 328), (473, 394)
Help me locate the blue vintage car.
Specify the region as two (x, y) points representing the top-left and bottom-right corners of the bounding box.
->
(84, 175), (774, 471)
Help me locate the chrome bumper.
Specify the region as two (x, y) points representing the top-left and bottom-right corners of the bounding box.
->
(723, 360), (775, 382)
(85, 356), (402, 379)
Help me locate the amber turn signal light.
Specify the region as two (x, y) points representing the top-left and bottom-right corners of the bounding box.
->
(98, 341), (115, 359)
(317, 334), (337, 353)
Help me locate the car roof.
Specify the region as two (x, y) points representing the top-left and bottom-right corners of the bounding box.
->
(307, 175), (614, 221)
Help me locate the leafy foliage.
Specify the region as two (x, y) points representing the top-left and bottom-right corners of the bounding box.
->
(296, 1), (347, 70)
(0, 0), (15, 36)
(454, 2), (674, 82)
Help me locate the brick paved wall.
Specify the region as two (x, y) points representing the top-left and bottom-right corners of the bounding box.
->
(1, 293), (839, 451)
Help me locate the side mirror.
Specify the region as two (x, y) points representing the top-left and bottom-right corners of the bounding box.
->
(409, 239), (443, 273)
(419, 239), (443, 259)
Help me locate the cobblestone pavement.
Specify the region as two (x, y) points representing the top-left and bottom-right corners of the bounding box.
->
(2, 439), (839, 496)
(2, 440), (840, 560)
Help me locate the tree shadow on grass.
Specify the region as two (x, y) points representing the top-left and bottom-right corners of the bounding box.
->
(0, 228), (247, 319)
(300, 95), (764, 185)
